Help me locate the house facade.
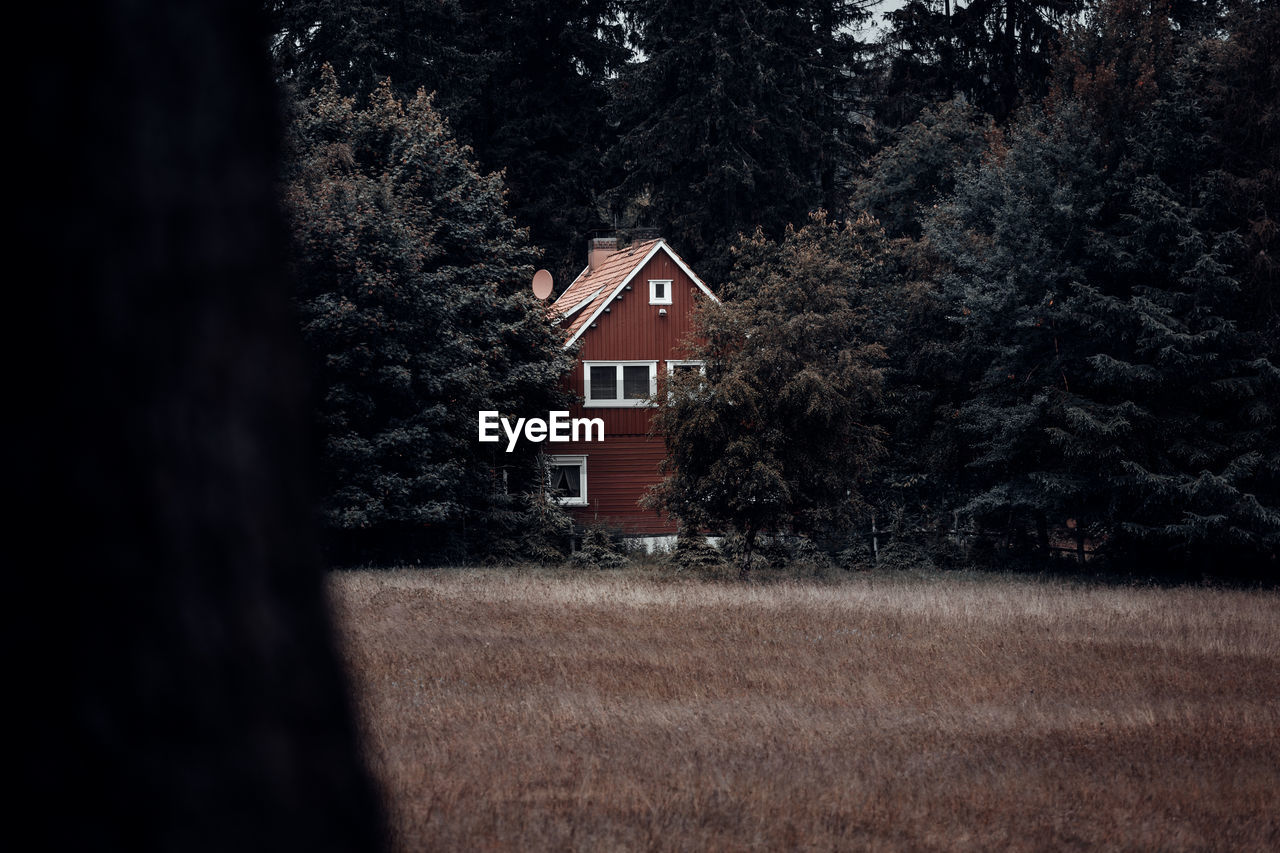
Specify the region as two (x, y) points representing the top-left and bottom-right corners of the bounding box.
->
(546, 236), (718, 539)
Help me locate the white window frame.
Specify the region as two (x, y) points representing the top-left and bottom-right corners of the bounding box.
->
(583, 360), (658, 408)
(649, 279), (673, 305)
(665, 360), (708, 399)
(666, 359), (706, 376)
(546, 454), (587, 506)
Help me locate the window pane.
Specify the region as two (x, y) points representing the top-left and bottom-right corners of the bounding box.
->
(674, 364), (698, 375)
(623, 365), (650, 399)
(654, 281), (665, 299)
(589, 366), (616, 399)
(551, 464), (581, 498)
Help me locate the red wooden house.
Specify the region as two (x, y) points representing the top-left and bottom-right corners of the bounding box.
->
(546, 236), (718, 542)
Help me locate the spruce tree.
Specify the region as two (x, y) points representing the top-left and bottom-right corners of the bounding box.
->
(926, 102), (1105, 559)
(282, 70), (573, 562)
(1047, 0), (1280, 574)
(876, 0), (966, 128)
(608, 0), (873, 282)
(853, 97), (991, 239)
(927, 84), (1279, 575)
(876, 0), (1079, 127)
(269, 0), (629, 288)
(953, 0), (1082, 120)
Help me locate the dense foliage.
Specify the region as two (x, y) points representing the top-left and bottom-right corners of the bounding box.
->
(271, 0), (629, 286)
(908, 0), (1280, 576)
(282, 71), (574, 562)
(269, 0), (1278, 578)
(608, 0), (876, 283)
(648, 213), (887, 576)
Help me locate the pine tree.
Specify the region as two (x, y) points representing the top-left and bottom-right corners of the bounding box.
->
(926, 102), (1106, 559)
(845, 99), (992, 547)
(1194, 0), (1278, 344)
(282, 70), (574, 562)
(953, 0), (1082, 120)
(648, 212), (887, 577)
(1047, 0), (1280, 574)
(269, 0), (629, 289)
(853, 96), (991, 239)
(926, 82), (1279, 575)
(876, 0), (966, 129)
(608, 0), (873, 283)
(875, 0), (1079, 128)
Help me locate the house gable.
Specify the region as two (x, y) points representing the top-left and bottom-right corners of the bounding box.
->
(550, 240), (718, 351)
(546, 237), (715, 536)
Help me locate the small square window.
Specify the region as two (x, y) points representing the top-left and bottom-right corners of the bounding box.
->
(547, 455), (587, 506)
(649, 279), (672, 305)
(665, 360), (707, 397)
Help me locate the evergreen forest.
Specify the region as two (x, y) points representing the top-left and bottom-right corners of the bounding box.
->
(269, 0), (1278, 579)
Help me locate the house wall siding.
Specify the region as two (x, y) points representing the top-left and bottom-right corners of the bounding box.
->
(555, 434), (673, 534)
(558, 250), (711, 535)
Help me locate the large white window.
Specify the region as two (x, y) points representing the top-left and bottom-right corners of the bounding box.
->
(583, 361), (657, 407)
(649, 279), (673, 305)
(546, 454), (587, 506)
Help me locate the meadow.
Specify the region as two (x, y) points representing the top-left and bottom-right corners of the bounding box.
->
(329, 568), (1280, 851)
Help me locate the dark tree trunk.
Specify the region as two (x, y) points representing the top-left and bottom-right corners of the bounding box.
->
(11, 3), (387, 850)
(740, 527), (757, 580)
(1036, 511), (1051, 563)
(1000, 0), (1019, 119)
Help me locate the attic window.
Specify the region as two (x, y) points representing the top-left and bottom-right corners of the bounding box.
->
(649, 279), (672, 305)
(584, 361), (657, 408)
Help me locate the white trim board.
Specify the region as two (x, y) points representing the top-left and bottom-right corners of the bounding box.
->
(552, 285), (604, 325)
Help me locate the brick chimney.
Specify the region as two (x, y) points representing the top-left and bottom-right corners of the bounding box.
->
(587, 236), (618, 273)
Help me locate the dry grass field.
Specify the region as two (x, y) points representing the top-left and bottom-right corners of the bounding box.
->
(329, 568), (1280, 851)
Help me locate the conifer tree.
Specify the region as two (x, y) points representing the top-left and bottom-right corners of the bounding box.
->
(269, 0), (629, 288)
(853, 97), (991, 239)
(846, 99), (992, 544)
(877, 0), (1079, 127)
(1194, 0), (1278, 344)
(926, 102), (1105, 558)
(876, 0), (965, 128)
(953, 0), (1082, 120)
(609, 0), (873, 282)
(282, 70), (574, 562)
(1046, 0), (1280, 573)
(927, 81), (1279, 574)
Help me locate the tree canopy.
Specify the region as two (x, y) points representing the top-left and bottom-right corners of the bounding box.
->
(648, 212), (887, 575)
(282, 70), (573, 562)
(266, 0), (1280, 579)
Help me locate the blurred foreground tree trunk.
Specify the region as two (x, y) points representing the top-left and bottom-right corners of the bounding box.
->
(11, 2), (387, 850)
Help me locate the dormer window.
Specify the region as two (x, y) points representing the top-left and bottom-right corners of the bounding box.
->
(649, 279), (672, 305)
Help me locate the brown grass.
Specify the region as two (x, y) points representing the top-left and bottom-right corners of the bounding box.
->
(329, 568), (1280, 851)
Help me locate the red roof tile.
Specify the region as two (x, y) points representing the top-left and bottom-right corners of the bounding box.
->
(549, 239), (663, 344)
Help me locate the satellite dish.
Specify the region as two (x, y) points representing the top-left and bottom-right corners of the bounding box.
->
(532, 269), (554, 300)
